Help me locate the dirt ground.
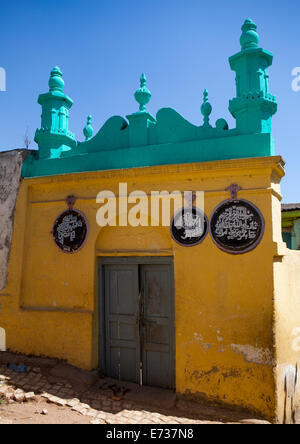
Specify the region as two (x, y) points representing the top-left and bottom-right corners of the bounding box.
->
(0, 398), (270, 425)
(0, 399), (92, 424)
(0, 351), (271, 425)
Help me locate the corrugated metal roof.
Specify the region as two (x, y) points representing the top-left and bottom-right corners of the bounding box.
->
(282, 203), (300, 212)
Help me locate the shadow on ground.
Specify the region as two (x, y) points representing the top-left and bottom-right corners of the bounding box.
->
(0, 351), (270, 424)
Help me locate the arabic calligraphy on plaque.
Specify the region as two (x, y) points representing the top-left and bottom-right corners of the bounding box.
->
(53, 210), (88, 253)
(171, 207), (208, 246)
(210, 200), (264, 254)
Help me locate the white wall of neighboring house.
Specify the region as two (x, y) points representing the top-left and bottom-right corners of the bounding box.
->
(0, 327), (6, 351)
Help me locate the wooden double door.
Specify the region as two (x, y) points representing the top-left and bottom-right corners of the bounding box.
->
(99, 258), (175, 389)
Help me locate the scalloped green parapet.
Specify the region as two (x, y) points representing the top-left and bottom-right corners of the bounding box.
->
(22, 105), (275, 177)
(22, 19), (277, 178)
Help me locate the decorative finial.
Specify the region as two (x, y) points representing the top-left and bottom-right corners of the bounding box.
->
(201, 89), (212, 126)
(226, 184), (242, 200)
(134, 73), (151, 112)
(66, 195), (76, 210)
(240, 18), (259, 50)
(83, 115), (94, 141)
(49, 66), (64, 93)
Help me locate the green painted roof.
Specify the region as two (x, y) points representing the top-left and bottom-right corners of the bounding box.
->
(282, 206), (300, 229)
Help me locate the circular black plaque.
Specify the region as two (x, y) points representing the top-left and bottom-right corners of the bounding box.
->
(171, 207), (208, 247)
(52, 209), (89, 253)
(209, 199), (265, 254)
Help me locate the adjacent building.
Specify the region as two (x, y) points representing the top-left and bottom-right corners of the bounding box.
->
(282, 204), (300, 250)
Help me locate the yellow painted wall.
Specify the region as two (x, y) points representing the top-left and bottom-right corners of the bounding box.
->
(0, 156), (288, 421)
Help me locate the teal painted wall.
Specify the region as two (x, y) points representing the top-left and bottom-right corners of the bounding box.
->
(292, 220), (300, 250)
(282, 232), (292, 250)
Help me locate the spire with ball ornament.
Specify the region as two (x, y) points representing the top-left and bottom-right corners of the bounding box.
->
(83, 115), (94, 141)
(126, 73), (156, 147)
(48, 66), (65, 92)
(134, 73), (151, 112)
(240, 18), (259, 51)
(201, 89), (212, 127)
(34, 66), (76, 159)
(228, 19), (277, 134)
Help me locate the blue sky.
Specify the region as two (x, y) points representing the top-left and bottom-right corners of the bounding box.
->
(0, 0), (299, 202)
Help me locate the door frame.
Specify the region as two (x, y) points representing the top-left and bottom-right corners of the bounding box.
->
(98, 256), (175, 388)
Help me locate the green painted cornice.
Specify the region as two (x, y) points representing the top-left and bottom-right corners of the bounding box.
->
(22, 132), (274, 178)
(37, 90), (73, 108)
(229, 47), (273, 67)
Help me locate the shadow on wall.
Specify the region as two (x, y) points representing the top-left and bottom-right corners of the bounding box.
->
(0, 328), (6, 351)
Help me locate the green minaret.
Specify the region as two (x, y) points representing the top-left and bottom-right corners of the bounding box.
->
(229, 19), (277, 134)
(34, 67), (76, 159)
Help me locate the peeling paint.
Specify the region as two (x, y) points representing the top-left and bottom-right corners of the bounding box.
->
(186, 333), (212, 350)
(199, 343), (212, 351)
(230, 344), (273, 366)
(281, 364), (299, 424)
(0, 150), (28, 290)
(191, 366), (219, 379)
(282, 365), (297, 397)
(193, 332), (203, 341)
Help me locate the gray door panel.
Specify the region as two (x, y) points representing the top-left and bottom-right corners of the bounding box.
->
(140, 264), (175, 389)
(101, 259), (174, 389)
(104, 264), (140, 383)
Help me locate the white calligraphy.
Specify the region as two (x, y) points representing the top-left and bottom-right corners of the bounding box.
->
(57, 214), (82, 246)
(215, 206), (258, 241)
(177, 211), (204, 239)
